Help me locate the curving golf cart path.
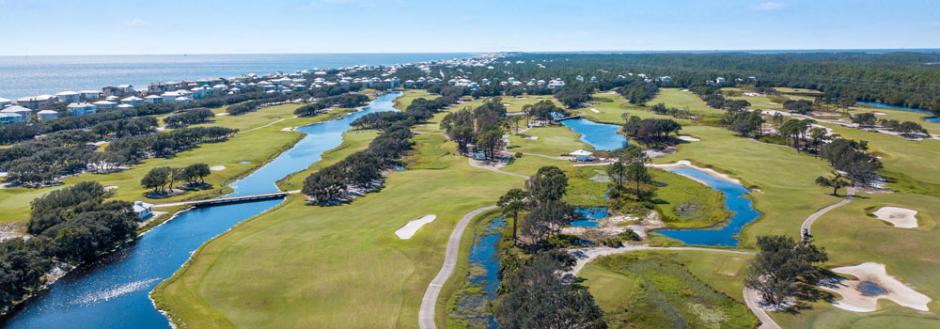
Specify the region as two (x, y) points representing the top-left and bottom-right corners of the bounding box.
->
(800, 187), (856, 236)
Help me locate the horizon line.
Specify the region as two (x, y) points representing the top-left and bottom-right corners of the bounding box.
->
(2, 48), (940, 57)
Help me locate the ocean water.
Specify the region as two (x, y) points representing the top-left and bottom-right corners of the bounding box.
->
(0, 53), (474, 99)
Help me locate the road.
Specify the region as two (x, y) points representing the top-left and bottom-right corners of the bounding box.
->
(418, 205), (498, 329)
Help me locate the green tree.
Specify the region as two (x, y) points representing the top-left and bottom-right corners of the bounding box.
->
(745, 235), (831, 311)
(141, 167), (172, 193)
(815, 172), (851, 196)
(526, 166), (568, 205)
(498, 188), (528, 246)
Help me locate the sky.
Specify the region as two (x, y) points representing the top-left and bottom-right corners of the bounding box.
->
(0, 0), (938, 55)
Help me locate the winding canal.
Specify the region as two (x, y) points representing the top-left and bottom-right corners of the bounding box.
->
(3, 92), (402, 328)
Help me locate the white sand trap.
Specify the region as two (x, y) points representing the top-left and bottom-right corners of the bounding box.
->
(677, 135), (700, 142)
(395, 215), (437, 240)
(824, 262), (931, 312)
(589, 108), (600, 113)
(280, 127), (295, 132)
(873, 207), (918, 228)
(216, 112), (229, 116)
(210, 165), (226, 171)
(873, 111), (887, 116)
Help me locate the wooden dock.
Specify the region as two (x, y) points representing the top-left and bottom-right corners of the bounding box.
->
(152, 190), (301, 209)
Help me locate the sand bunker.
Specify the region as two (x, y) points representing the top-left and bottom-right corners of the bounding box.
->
(873, 207), (918, 228)
(677, 135), (700, 142)
(280, 127), (296, 132)
(824, 262), (931, 312)
(210, 165), (226, 171)
(589, 108), (600, 113)
(395, 215), (437, 240)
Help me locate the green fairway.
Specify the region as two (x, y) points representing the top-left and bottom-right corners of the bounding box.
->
(579, 92), (677, 125)
(0, 104), (354, 225)
(580, 250), (758, 329)
(151, 100), (526, 328)
(655, 126), (839, 245)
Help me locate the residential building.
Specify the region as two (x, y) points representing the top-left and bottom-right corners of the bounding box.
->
(0, 97), (10, 108)
(80, 90), (101, 101)
(1, 106), (33, 122)
(121, 96), (144, 106)
(144, 95), (163, 104)
(132, 201), (153, 220)
(16, 95), (55, 109)
(37, 109), (59, 121)
(56, 91), (81, 103)
(93, 100), (118, 111)
(0, 113), (23, 124)
(67, 103), (97, 116)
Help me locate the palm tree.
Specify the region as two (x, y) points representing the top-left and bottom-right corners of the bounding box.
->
(498, 188), (528, 246)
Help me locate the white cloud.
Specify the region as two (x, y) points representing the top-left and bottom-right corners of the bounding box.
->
(127, 18), (149, 26)
(753, 2), (785, 11)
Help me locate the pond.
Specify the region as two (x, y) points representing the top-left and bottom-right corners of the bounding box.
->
(560, 118), (628, 151)
(655, 167), (761, 247)
(2, 92), (402, 328)
(569, 207), (610, 228)
(857, 101), (940, 123)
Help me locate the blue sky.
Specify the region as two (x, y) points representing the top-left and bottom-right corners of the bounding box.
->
(1, 0), (938, 55)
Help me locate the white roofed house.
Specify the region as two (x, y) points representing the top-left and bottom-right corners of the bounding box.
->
(121, 96), (144, 106)
(161, 91), (182, 103)
(117, 103), (135, 110)
(80, 90), (101, 101)
(547, 79), (566, 90)
(174, 96), (192, 105)
(2, 106), (34, 122)
(37, 109), (59, 121)
(93, 100), (118, 111)
(190, 86), (208, 99)
(132, 201), (153, 220)
(144, 94), (163, 104)
(67, 103), (97, 116)
(16, 95), (55, 109)
(55, 91), (81, 103)
(0, 112), (23, 124)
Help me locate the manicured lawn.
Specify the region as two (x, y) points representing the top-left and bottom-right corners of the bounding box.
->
(0, 104), (352, 225)
(648, 88), (725, 122)
(152, 102), (526, 328)
(509, 125), (592, 156)
(457, 95), (560, 113)
(581, 250), (757, 329)
(581, 92), (677, 125)
(773, 191), (940, 328)
(394, 89), (436, 110)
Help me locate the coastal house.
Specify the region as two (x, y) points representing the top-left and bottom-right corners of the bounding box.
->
(37, 109), (59, 121)
(132, 201), (154, 220)
(2, 106), (33, 122)
(80, 90), (101, 101)
(117, 103), (135, 110)
(190, 86), (208, 99)
(93, 100), (118, 111)
(0, 112), (24, 124)
(16, 95), (55, 109)
(67, 103), (97, 116)
(103, 84), (138, 97)
(55, 91), (81, 103)
(121, 96), (144, 106)
(715, 77), (726, 85)
(161, 91), (183, 103)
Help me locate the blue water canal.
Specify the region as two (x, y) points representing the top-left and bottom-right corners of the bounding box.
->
(655, 167), (761, 247)
(560, 117), (761, 247)
(3, 92), (402, 328)
(857, 101), (940, 123)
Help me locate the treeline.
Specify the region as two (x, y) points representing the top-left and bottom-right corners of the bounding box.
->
(1, 182), (138, 313)
(493, 52), (940, 114)
(620, 80), (660, 105)
(649, 103), (695, 120)
(301, 91), (461, 205)
(163, 109), (215, 128)
(441, 98), (508, 159)
(294, 93), (370, 117)
(1, 126), (234, 187)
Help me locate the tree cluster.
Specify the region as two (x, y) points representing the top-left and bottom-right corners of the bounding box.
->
(162, 108), (215, 128)
(294, 93), (370, 117)
(441, 98), (508, 159)
(745, 235), (831, 312)
(819, 138), (883, 183)
(621, 115), (682, 147)
(141, 163), (211, 195)
(1, 182), (138, 312)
